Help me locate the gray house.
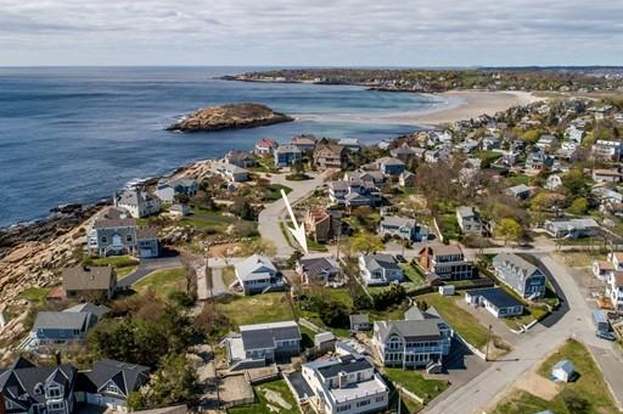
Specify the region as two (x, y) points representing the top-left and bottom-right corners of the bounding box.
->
(465, 287), (524, 318)
(543, 218), (600, 239)
(358, 254), (404, 286)
(379, 215), (428, 242)
(456, 206), (483, 235)
(155, 178), (198, 203)
(62, 266), (117, 300)
(24, 311), (94, 350)
(87, 209), (159, 258)
(225, 321), (301, 370)
(233, 254), (284, 294)
(492, 254), (547, 299)
(296, 256), (342, 285)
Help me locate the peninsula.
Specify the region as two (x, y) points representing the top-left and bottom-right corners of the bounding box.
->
(166, 102), (293, 132)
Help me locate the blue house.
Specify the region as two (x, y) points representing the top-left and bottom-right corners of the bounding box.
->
(24, 309), (98, 351)
(378, 157), (406, 176)
(273, 144), (303, 167)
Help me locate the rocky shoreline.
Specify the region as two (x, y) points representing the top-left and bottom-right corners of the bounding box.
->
(166, 102), (293, 132)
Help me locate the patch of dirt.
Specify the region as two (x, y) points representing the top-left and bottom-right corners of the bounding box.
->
(262, 389), (292, 411)
(515, 370), (560, 401)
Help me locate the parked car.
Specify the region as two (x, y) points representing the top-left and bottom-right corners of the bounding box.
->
(395, 254), (406, 263)
(596, 330), (617, 341)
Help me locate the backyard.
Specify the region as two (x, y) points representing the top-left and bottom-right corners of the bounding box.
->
(228, 379), (299, 414)
(88, 255), (139, 279)
(492, 339), (620, 414)
(384, 368), (449, 404)
(133, 267), (187, 298)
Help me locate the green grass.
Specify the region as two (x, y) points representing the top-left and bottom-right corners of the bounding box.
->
(216, 292), (295, 327)
(493, 339), (620, 414)
(505, 174), (531, 187)
(90, 255), (139, 268)
(133, 267), (186, 298)
(438, 214), (460, 241)
(263, 184), (292, 201)
(401, 264), (426, 287)
(116, 266), (137, 279)
(228, 379), (299, 414)
(19, 287), (51, 304)
(307, 238), (329, 252)
(384, 368), (449, 403)
(420, 294), (490, 350)
(181, 206), (236, 231)
(221, 266), (237, 289)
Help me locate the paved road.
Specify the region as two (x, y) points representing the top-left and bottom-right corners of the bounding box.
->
(257, 172), (329, 257)
(118, 255), (182, 288)
(424, 254), (623, 414)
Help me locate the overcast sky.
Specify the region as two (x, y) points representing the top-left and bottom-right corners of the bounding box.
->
(1, 0), (622, 67)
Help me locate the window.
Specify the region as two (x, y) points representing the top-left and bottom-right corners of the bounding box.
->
(357, 399), (371, 407)
(46, 385), (62, 398)
(376, 396), (385, 402)
(101, 236), (107, 243)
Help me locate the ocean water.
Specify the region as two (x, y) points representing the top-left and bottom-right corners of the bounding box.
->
(0, 66), (446, 227)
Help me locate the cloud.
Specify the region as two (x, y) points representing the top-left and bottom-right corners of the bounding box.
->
(0, 0), (622, 65)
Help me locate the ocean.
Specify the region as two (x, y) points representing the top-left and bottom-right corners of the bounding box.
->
(0, 66), (448, 227)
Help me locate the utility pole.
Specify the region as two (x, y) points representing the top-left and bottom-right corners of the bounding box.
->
(484, 324), (492, 362)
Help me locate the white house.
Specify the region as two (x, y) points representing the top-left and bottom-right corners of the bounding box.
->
(217, 162), (250, 183)
(358, 254), (404, 286)
(607, 271), (623, 312)
(234, 254), (284, 294)
(552, 359), (575, 383)
(114, 189), (161, 219)
(301, 351), (388, 414)
(456, 206), (483, 235)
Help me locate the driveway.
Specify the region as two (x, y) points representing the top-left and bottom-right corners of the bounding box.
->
(118, 255), (182, 288)
(423, 253), (623, 414)
(258, 171), (329, 257)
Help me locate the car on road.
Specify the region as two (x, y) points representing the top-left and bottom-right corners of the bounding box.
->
(395, 254), (406, 263)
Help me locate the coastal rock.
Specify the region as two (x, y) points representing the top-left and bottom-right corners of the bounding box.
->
(166, 103), (293, 133)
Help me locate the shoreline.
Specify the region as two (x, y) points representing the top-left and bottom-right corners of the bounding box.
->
(377, 90), (544, 126)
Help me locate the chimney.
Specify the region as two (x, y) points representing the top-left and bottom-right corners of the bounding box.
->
(55, 351), (62, 366)
(0, 392), (7, 414)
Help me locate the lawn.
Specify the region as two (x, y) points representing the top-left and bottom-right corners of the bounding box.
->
(221, 266), (237, 289)
(89, 255), (139, 279)
(438, 214), (460, 241)
(228, 379), (299, 414)
(263, 184), (292, 201)
(401, 264), (426, 287)
(216, 292), (295, 327)
(505, 173), (531, 187)
(419, 294), (490, 350)
(493, 339), (620, 414)
(384, 368), (449, 403)
(19, 287), (50, 304)
(306, 238), (329, 252)
(181, 206), (257, 236)
(133, 267), (187, 298)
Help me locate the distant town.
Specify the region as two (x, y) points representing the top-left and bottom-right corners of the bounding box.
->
(2, 69), (623, 414)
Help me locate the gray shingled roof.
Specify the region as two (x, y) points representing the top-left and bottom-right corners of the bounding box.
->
(33, 311), (89, 331)
(363, 254), (400, 272)
(375, 319), (443, 342)
(239, 321), (300, 351)
(316, 354), (373, 378)
(235, 254), (277, 282)
(62, 265), (115, 291)
(86, 359), (150, 396)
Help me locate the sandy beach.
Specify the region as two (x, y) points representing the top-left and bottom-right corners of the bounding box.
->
(382, 90), (544, 126)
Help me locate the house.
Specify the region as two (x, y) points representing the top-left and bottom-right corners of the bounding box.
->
(328, 181), (379, 208)
(301, 351), (388, 414)
(234, 255), (284, 294)
(224, 150), (256, 168)
(390, 145), (418, 162)
(592, 140), (623, 161)
(608, 251), (623, 270)
(24, 311), (93, 350)
(225, 321), (301, 370)
(0, 357), (78, 414)
(505, 184), (533, 200)
(492, 254), (547, 299)
(544, 174), (563, 191)
(217, 163), (250, 183)
(525, 150), (553, 171)
(0, 357), (150, 414)
(338, 138), (361, 152)
(464, 287), (524, 318)
(87, 209), (159, 258)
(358, 254), (404, 286)
(592, 168), (622, 183)
(344, 170), (385, 186)
(63, 303), (110, 321)
(592, 260), (615, 281)
(255, 137), (278, 156)
(291, 135), (317, 152)
(304, 208), (341, 243)
(455, 206), (483, 235)
(373, 316), (453, 369)
(399, 171), (417, 187)
(349, 314), (371, 332)
(296, 256), (342, 285)
(377, 157), (405, 176)
(313, 144), (347, 170)
(607, 272), (623, 312)
(543, 218), (600, 239)
(154, 178), (198, 203)
(418, 244), (476, 281)
(114, 189), (161, 219)
(314, 332), (337, 354)
(62, 265), (117, 300)
(169, 203), (191, 217)
(535, 134), (558, 151)
(274, 144), (303, 167)
(80, 359), (150, 412)
(482, 136), (501, 150)
(378, 216), (428, 242)
(551, 359), (575, 383)
(566, 125), (584, 143)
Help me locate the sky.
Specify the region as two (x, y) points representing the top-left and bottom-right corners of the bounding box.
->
(1, 0), (622, 67)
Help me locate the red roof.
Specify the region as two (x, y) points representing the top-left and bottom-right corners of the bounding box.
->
(256, 137), (277, 148)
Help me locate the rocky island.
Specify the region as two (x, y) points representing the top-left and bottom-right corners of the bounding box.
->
(166, 102), (293, 132)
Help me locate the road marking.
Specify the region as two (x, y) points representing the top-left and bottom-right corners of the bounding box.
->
(281, 189), (308, 254)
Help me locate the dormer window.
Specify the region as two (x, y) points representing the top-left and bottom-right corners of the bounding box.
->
(46, 385), (62, 399)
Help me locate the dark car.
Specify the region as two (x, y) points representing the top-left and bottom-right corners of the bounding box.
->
(596, 330), (617, 341)
(395, 254), (406, 263)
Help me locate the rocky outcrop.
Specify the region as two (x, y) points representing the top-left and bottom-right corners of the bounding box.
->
(167, 103), (293, 133)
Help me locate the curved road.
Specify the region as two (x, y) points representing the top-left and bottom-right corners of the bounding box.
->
(424, 254), (623, 414)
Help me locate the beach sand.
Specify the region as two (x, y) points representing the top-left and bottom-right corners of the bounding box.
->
(382, 90), (544, 126)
